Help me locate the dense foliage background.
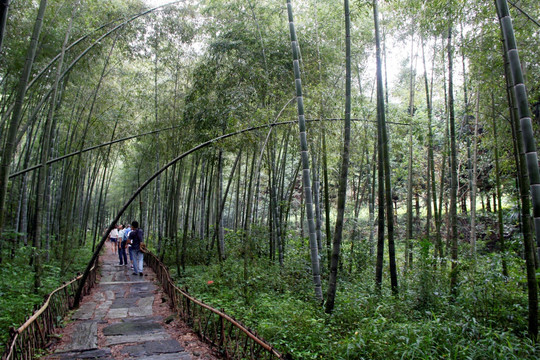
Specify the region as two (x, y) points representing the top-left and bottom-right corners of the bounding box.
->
(0, 0), (539, 358)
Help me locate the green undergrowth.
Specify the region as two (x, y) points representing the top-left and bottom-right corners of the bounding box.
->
(0, 239), (93, 349)
(168, 238), (539, 359)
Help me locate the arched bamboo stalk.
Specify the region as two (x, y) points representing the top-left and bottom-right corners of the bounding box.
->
(73, 119), (333, 306)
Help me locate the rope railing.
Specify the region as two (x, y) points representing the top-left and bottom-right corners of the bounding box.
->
(143, 250), (288, 360)
(1, 256), (100, 360)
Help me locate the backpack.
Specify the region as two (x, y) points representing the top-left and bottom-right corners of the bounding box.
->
(130, 228), (143, 250)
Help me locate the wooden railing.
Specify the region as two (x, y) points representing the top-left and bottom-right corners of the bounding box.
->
(144, 250), (288, 360)
(1, 257), (100, 360)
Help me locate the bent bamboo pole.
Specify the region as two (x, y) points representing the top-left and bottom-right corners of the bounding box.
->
(10, 118), (409, 180)
(2, 261), (98, 360)
(144, 250), (283, 358)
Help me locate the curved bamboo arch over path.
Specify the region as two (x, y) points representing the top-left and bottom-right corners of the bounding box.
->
(10, 118), (408, 180)
(73, 119), (302, 306)
(9, 125), (182, 178)
(72, 116), (413, 306)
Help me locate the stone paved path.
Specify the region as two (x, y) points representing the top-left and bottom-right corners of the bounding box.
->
(44, 251), (218, 360)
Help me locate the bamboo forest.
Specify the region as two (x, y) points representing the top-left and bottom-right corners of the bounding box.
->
(1, 0), (540, 358)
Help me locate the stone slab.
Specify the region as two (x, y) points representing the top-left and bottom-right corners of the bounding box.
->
(93, 301), (112, 320)
(137, 296), (154, 307)
(100, 275), (113, 283)
(105, 332), (171, 346)
(128, 277), (150, 283)
(94, 292), (106, 302)
(102, 318), (163, 336)
(99, 281), (148, 285)
(93, 301), (112, 317)
(52, 348), (112, 359)
(130, 283), (155, 292)
(96, 300), (112, 310)
(113, 274), (130, 282)
(61, 321), (97, 351)
(128, 306), (153, 317)
(120, 339), (185, 356)
(72, 303), (95, 320)
(139, 353), (192, 360)
(111, 297), (138, 309)
(107, 308), (129, 319)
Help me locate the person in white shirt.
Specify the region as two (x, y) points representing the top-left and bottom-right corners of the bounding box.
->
(109, 225), (119, 255)
(117, 224), (127, 266)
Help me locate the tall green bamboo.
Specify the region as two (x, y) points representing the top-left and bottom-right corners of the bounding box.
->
(286, 0), (323, 301)
(495, 0), (539, 339)
(405, 31), (415, 270)
(0, 0), (10, 52)
(471, 90), (479, 256)
(75, 121), (316, 306)
(181, 156), (198, 272)
(491, 93), (508, 277)
(461, 24), (473, 221)
(242, 147), (257, 302)
(33, 1), (77, 290)
(421, 38), (440, 258)
(325, 0), (351, 314)
(447, 17), (459, 295)
(373, 0), (397, 294)
(0, 0), (47, 261)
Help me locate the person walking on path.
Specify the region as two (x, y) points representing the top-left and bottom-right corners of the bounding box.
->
(124, 224), (133, 269)
(128, 221), (144, 276)
(117, 224), (128, 266)
(103, 227), (110, 252)
(109, 224), (119, 255)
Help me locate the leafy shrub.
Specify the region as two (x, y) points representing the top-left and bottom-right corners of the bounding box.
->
(165, 232), (540, 359)
(0, 241), (92, 349)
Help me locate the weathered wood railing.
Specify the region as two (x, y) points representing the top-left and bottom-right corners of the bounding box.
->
(144, 250), (287, 360)
(1, 256), (100, 360)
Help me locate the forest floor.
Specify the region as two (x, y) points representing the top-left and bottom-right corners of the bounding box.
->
(41, 249), (221, 360)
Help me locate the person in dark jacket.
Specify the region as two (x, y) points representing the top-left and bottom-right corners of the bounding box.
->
(128, 221), (144, 276)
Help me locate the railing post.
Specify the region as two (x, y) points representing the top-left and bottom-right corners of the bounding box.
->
(219, 312), (224, 348)
(141, 249), (284, 359)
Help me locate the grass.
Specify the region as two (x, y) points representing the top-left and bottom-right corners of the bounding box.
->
(0, 239), (93, 349)
(162, 228), (540, 359)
